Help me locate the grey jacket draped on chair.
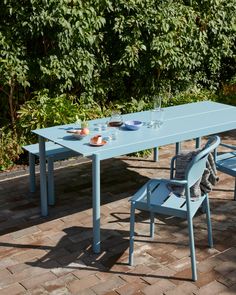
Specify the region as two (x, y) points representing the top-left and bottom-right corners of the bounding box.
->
(169, 150), (219, 199)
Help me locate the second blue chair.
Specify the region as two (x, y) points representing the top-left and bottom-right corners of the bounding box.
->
(215, 143), (236, 200)
(128, 136), (220, 281)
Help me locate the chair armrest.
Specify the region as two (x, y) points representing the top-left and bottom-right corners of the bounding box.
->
(161, 179), (188, 186)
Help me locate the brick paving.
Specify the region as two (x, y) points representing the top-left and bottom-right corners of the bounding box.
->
(0, 131), (235, 295)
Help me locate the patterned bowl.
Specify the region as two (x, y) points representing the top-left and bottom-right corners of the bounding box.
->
(124, 120), (143, 130)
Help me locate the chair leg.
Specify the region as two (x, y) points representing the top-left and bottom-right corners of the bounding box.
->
(29, 153), (36, 193)
(150, 211), (155, 238)
(205, 196), (213, 248)
(187, 215), (197, 281)
(129, 202), (136, 266)
(234, 178), (236, 201)
(47, 157), (55, 206)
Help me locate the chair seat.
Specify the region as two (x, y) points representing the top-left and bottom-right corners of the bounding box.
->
(216, 152), (236, 177)
(132, 180), (206, 219)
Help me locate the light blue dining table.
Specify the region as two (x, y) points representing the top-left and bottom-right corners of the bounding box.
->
(32, 101), (236, 253)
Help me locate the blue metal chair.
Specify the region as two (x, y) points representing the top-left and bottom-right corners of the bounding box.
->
(215, 143), (236, 200)
(128, 136), (220, 281)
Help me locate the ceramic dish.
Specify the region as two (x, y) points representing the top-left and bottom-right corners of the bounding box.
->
(90, 135), (107, 146)
(124, 120), (142, 130)
(89, 140), (107, 147)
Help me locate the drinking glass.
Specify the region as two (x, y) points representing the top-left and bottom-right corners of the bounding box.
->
(153, 95), (162, 109)
(108, 112), (123, 127)
(110, 128), (118, 140)
(150, 108), (164, 128)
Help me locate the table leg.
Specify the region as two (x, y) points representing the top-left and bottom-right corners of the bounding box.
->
(92, 154), (101, 253)
(153, 147), (159, 162)
(176, 142), (181, 154)
(196, 137), (201, 149)
(39, 136), (48, 216)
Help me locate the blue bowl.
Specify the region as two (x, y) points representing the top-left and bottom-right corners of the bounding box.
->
(124, 120), (143, 130)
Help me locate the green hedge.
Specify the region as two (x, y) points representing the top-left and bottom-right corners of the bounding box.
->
(0, 0), (236, 170)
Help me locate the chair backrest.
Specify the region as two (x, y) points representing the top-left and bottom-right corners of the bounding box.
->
(185, 136), (220, 188)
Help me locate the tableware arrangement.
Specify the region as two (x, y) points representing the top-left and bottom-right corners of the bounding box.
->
(124, 120), (143, 130)
(94, 122), (108, 132)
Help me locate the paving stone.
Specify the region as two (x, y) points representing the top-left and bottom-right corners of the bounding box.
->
(168, 256), (192, 272)
(7, 262), (30, 274)
(0, 282), (26, 295)
(24, 286), (49, 294)
(20, 271), (58, 290)
(74, 289), (96, 295)
(0, 257), (16, 271)
(0, 268), (14, 288)
(116, 281), (148, 295)
(37, 219), (65, 231)
(214, 261), (236, 276)
(141, 266), (176, 285)
(196, 280), (228, 295)
(142, 279), (176, 295)
(170, 247), (190, 259)
(194, 270), (221, 288)
(165, 281), (199, 294)
(224, 270), (236, 283)
(91, 276), (126, 295)
(197, 256), (223, 273)
(49, 287), (72, 295)
(10, 226), (41, 239)
(67, 275), (101, 294)
(217, 247), (236, 262)
(219, 283), (236, 295)
(0, 132), (235, 294)
(43, 273), (76, 293)
(12, 248), (48, 263)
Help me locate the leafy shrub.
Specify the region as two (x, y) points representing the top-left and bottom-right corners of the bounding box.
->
(167, 87), (217, 106)
(1, 0), (236, 170)
(17, 90), (79, 140)
(0, 127), (23, 171)
(17, 90), (114, 142)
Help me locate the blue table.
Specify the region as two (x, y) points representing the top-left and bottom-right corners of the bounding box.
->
(33, 101), (236, 253)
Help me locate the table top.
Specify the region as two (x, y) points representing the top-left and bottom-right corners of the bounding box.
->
(32, 101), (236, 160)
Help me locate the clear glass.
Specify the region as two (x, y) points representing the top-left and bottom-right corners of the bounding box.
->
(108, 112), (123, 127)
(94, 123), (102, 131)
(109, 128), (118, 140)
(153, 95), (162, 110)
(150, 108), (164, 128)
(94, 122), (108, 132)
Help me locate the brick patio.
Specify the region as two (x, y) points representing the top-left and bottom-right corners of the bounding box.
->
(0, 131), (235, 295)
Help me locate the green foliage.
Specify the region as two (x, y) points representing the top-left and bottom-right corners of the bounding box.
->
(1, 0), (236, 170)
(167, 87), (217, 106)
(17, 90), (79, 139)
(17, 90), (113, 142)
(0, 127), (23, 171)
